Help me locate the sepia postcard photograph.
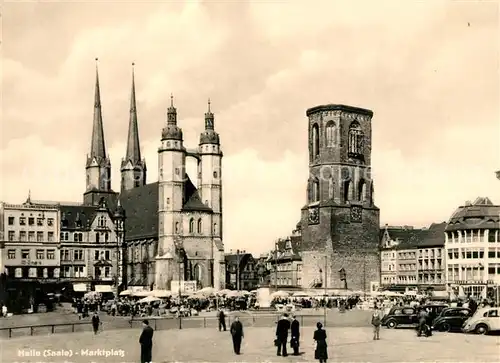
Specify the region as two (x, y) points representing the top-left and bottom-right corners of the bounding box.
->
(0, 0), (499, 362)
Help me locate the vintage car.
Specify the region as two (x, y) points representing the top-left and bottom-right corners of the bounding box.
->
(381, 306), (419, 328)
(431, 307), (471, 332)
(462, 307), (500, 335)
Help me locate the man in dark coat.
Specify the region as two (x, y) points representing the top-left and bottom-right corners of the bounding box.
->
(218, 309), (226, 331)
(91, 312), (100, 335)
(276, 313), (291, 357)
(230, 316), (244, 354)
(139, 319), (154, 363)
(290, 315), (300, 355)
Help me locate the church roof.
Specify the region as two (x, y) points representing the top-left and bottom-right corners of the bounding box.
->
(119, 175), (212, 241)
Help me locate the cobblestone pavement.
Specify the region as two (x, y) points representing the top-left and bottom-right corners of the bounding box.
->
(2, 326), (499, 362)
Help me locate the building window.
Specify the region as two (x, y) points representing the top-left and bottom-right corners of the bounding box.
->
(61, 250), (70, 261)
(312, 179), (319, 202)
(47, 218), (54, 227)
(311, 123), (319, 159)
(197, 219), (202, 234)
(48, 232), (54, 242)
(21, 249), (30, 259)
(28, 217), (35, 226)
(348, 121), (364, 155)
(8, 231), (15, 241)
(213, 223), (217, 234)
(61, 232), (69, 241)
(74, 250), (83, 261)
(74, 232), (83, 242)
(189, 218), (195, 234)
(104, 267), (111, 277)
(19, 217), (26, 225)
(95, 250), (100, 260)
(28, 231), (35, 241)
(47, 250), (55, 260)
(325, 121), (337, 147)
(105, 250), (110, 260)
(97, 216), (106, 227)
(36, 249), (44, 259)
(37, 218), (43, 226)
(358, 179), (366, 201)
(175, 222), (180, 234)
(7, 250), (15, 259)
(343, 180), (351, 202)
(96, 233), (100, 243)
(8, 216), (14, 225)
(488, 230), (496, 243)
(36, 232), (44, 242)
(74, 266), (84, 278)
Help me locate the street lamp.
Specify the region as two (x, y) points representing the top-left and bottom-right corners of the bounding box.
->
(113, 200), (126, 296)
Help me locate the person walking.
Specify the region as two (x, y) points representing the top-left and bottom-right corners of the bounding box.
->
(290, 315), (300, 355)
(313, 322), (328, 363)
(91, 311), (100, 335)
(218, 308), (227, 331)
(276, 313), (291, 357)
(139, 319), (154, 363)
(371, 306), (381, 340)
(230, 316), (244, 355)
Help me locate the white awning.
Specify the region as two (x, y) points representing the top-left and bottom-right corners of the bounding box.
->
(73, 283), (88, 292)
(95, 285), (113, 293)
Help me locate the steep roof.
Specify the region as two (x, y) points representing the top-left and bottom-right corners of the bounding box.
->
(225, 253), (254, 267)
(59, 204), (99, 230)
(120, 182), (159, 240)
(417, 222), (446, 247)
(268, 236), (302, 262)
(182, 176), (212, 212)
(446, 197), (500, 231)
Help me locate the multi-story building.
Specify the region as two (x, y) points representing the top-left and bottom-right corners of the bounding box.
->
(268, 234), (303, 288)
(445, 197), (500, 299)
(416, 222), (446, 292)
(299, 104), (380, 291)
(380, 248), (397, 285)
(58, 201), (121, 294)
(225, 250), (259, 290)
(396, 246), (418, 287)
(0, 198), (61, 311)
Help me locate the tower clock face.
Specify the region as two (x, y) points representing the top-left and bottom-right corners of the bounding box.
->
(350, 206), (362, 223)
(308, 208), (319, 225)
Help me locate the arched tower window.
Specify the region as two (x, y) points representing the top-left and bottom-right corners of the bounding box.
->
(311, 123), (320, 159)
(325, 121), (337, 147)
(358, 179), (367, 202)
(189, 218), (195, 234)
(175, 222), (180, 234)
(193, 263), (202, 281)
(312, 178), (320, 202)
(348, 121), (364, 155)
(197, 219), (202, 234)
(343, 179), (351, 203)
(370, 182), (374, 205)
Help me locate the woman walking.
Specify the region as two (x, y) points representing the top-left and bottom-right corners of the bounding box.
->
(313, 322), (328, 363)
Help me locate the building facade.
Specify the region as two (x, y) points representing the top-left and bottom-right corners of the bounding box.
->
(445, 197), (500, 299)
(0, 198), (61, 311)
(225, 251), (259, 290)
(380, 248), (397, 285)
(299, 104), (380, 291)
(268, 235), (303, 288)
(396, 247), (418, 286)
(416, 222), (446, 291)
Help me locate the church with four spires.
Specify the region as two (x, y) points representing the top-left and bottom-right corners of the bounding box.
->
(80, 61), (226, 291)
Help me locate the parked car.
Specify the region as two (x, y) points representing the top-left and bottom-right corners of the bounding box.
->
(381, 306), (418, 328)
(462, 307), (500, 335)
(419, 304), (449, 323)
(431, 307), (471, 332)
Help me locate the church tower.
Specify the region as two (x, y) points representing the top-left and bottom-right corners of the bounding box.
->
(83, 59), (116, 206)
(199, 100), (224, 288)
(156, 96), (186, 289)
(121, 63), (147, 192)
(300, 104), (380, 291)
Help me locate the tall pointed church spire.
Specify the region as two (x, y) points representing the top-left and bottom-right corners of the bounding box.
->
(167, 93), (177, 125)
(125, 62), (141, 163)
(199, 98), (220, 146)
(90, 58), (107, 160)
(121, 63), (147, 192)
(204, 98), (214, 130)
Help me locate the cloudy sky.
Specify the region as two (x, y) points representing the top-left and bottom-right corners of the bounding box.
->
(1, 0), (499, 254)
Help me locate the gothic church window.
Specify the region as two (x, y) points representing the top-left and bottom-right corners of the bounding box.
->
(348, 121), (364, 155)
(325, 121), (337, 147)
(343, 180), (351, 202)
(312, 179), (319, 202)
(358, 179), (367, 201)
(197, 219), (202, 234)
(189, 218), (195, 234)
(311, 124), (320, 158)
(370, 182), (374, 205)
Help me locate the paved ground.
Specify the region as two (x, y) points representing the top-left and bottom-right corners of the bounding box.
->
(2, 326), (499, 362)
